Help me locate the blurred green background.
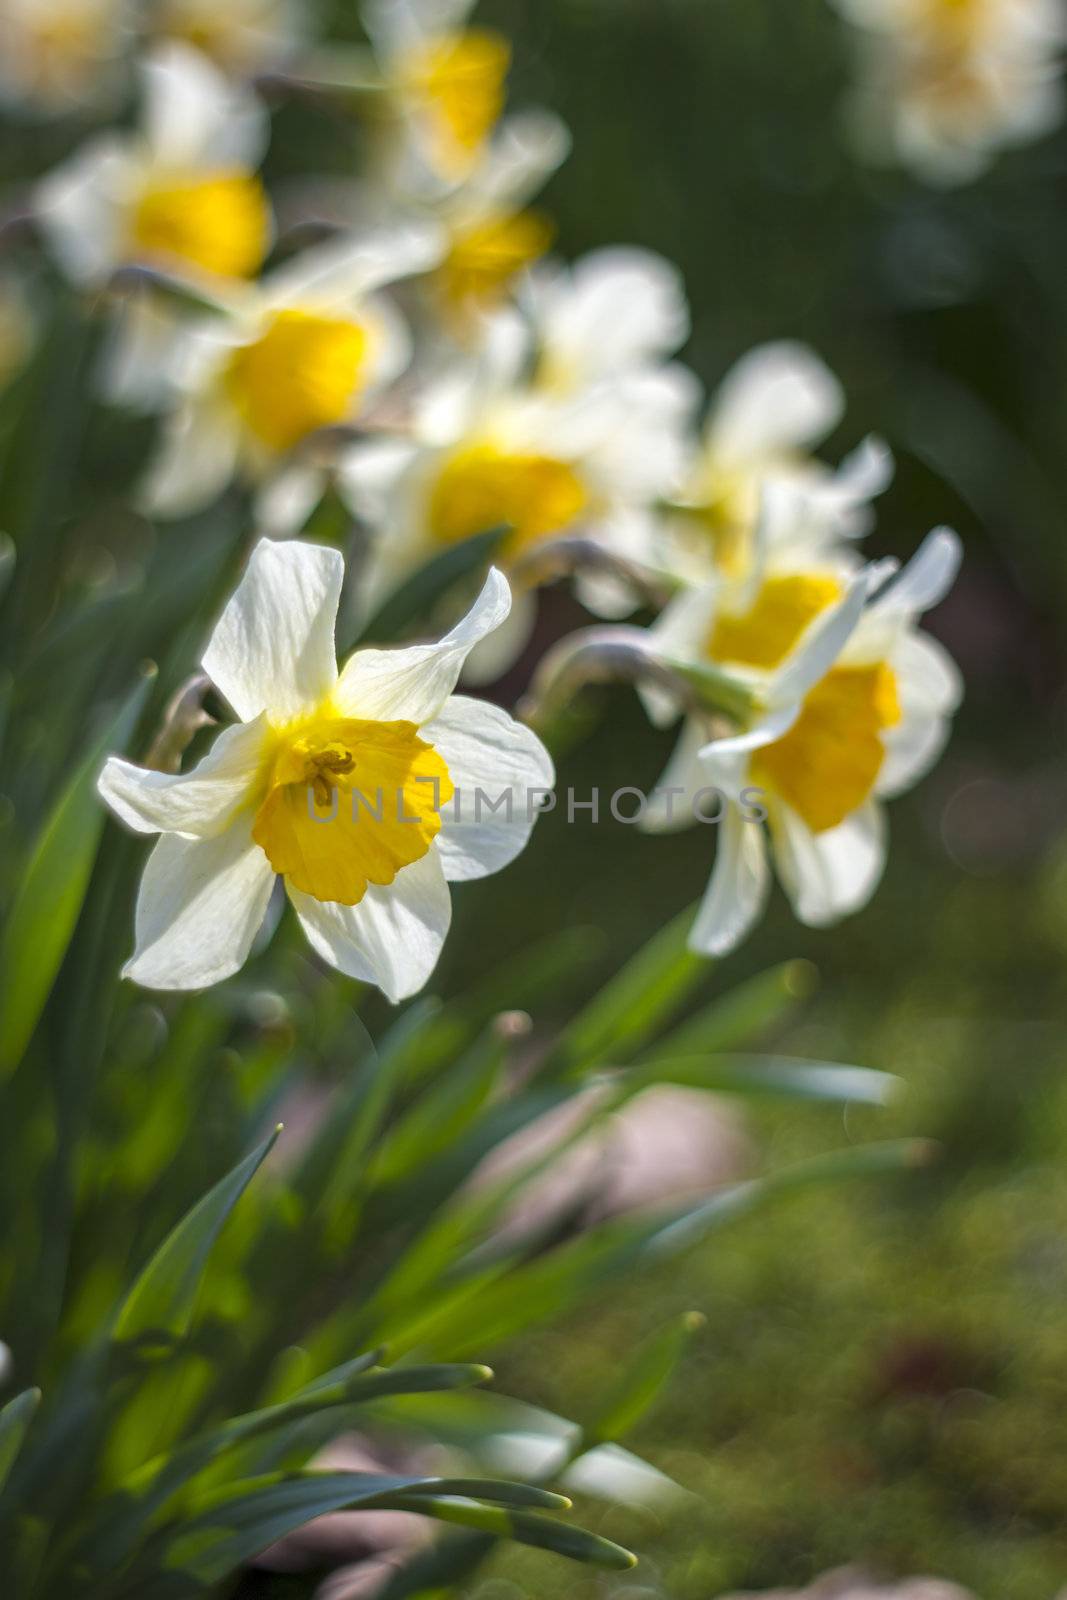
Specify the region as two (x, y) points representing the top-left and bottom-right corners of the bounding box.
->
(4, 1), (1067, 1596)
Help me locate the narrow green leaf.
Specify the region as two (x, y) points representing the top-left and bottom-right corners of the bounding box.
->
(629, 1054), (899, 1106)
(552, 903), (705, 1074)
(393, 1497), (636, 1571)
(646, 960), (816, 1061)
(132, 1471), (437, 1591)
(0, 666), (155, 1078)
(0, 1387), (40, 1494)
(294, 998), (440, 1216)
(113, 1128), (281, 1348)
(585, 1313), (702, 1447)
(370, 1028), (506, 1188)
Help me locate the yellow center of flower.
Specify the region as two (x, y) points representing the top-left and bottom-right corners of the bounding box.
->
(224, 310), (371, 454)
(440, 210), (555, 311)
(708, 573), (844, 671)
(401, 29), (511, 175)
(751, 663), (902, 834)
(130, 171), (271, 281)
(252, 715), (453, 905)
(428, 443), (589, 555)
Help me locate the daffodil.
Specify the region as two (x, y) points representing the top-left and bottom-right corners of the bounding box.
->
(334, 305), (699, 676)
(640, 520), (962, 953)
(0, 0), (131, 115)
(666, 341), (892, 587)
(364, 0), (514, 181)
(98, 540), (553, 998)
(140, 223), (442, 518)
(36, 42), (272, 289)
(831, 0), (1065, 182)
(523, 247), (692, 396)
(148, 0), (306, 77)
(429, 109), (571, 320)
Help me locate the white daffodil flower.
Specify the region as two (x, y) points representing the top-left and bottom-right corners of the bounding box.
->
(364, 0), (514, 182)
(425, 109), (572, 322)
(140, 223), (442, 519)
(36, 42), (272, 290)
(148, 0), (307, 78)
(522, 247), (692, 396)
(335, 107), (570, 326)
(640, 524), (962, 954)
(332, 305), (699, 677)
(98, 540), (553, 1000)
(831, 0), (1066, 183)
(0, 0), (132, 116)
(666, 341), (893, 588)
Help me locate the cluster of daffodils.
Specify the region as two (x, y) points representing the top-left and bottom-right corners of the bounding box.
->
(829, 0), (1066, 182)
(8, 0), (965, 993)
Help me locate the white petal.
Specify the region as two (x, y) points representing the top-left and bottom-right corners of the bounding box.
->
(141, 42), (268, 170)
(35, 137), (129, 285)
(640, 717), (711, 834)
(893, 629), (964, 716)
(587, 365), (702, 500)
(460, 586), (537, 686)
(872, 527), (962, 619)
(877, 713), (952, 799)
(531, 246), (690, 381)
(698, 704), (801, 764)
(334, 567), (511, 725)
(99, 293), (185, 412)
(423, 695), (554, 880)
(710, 341), (844, 465)
(203, 538), (343, 722)
(689, 803), (770, 956)
(124, 817), (275, 990)
(336, 436), (421, 526)
(99, 716), (269, 838)
(289, 849), (452, 1002)
(364, 0), (477, 56)
(140, 400), (240, 519)
(263, 224), (442, 308)
(254, 464), (328, 539)
(771, 800), (886, 928)
(768, 567), (871, 709)
(814, 434), (895, 535)
(472, 109), (571, 210)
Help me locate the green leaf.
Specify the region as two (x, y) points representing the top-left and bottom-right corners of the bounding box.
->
(354, 527), (506, 647)
(370, 1027), (507, 1188)
(584, 1312), (703, 1447)
(629, 1054), (899, 1106)
(59, 1357), (485, 1580)
(132, 1469), (613, 1590)
(113, 1128), (281, 1349)
(0, 666), (155, 1079)
(551, 903), (706, 1074)
(392, 1497), (636, 1571)
(0, 1386), (40, 1494)
(645, 959), (816, 1060)
(128, 1471), (439, 1593)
